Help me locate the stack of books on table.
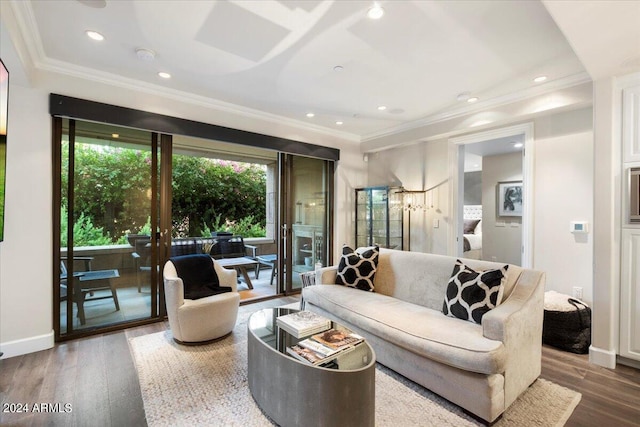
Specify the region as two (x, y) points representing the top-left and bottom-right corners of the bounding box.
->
(286, 328), (364, 366)
(276, 311), (331, 338)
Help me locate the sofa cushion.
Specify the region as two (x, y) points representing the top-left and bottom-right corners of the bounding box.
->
(304, 284), (506, 375)
(335, 245), (379, 291)
(373, 249), (523, 310)
(442, 260), (508, 324)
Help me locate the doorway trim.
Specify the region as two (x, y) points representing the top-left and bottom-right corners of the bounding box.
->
(448, 122), (534, 267)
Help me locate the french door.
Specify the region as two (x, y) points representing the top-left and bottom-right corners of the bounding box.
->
(278, 154), (334, 294)
(53, 118), (171, 339)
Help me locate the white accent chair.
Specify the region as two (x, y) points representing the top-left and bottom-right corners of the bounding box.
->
(163, 257), (240, 344)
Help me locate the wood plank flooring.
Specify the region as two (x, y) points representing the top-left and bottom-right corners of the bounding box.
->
(1, 296), (639, 426)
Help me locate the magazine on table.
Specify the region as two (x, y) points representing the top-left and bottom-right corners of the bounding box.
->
(276, 310), (331, 338)
(311, 328), (364, 350)
(287, 335), (363, 366)
(297, 337), (342, 358)
(286, 345), (327, 365)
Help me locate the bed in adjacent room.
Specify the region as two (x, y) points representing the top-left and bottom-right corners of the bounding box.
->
(463, 205), (482, 259)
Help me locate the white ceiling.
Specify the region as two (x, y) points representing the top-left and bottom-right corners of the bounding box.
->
(463, 134), (524, 172)
(3, 1), (639, 142)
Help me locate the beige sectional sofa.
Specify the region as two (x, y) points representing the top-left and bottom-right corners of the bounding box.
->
(302, 248), (545, 423)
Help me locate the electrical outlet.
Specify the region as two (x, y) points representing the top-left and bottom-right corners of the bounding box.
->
(572, 287), (583, 299)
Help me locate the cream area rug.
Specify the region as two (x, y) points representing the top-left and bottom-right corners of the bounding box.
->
(129, 310), (581, 427)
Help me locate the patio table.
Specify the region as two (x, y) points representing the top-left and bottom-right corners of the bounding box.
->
(215, 257), (259, 289)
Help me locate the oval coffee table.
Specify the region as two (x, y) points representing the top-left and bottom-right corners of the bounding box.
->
(248, 307), (376, 427)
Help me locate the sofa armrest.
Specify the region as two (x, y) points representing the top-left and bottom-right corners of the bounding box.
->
(482, 270), (544, 341)
(482, 269), (545, 408)
(315, 266), (338, 285)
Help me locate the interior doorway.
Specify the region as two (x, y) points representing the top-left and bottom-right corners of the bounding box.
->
(449, 123), (534, 267)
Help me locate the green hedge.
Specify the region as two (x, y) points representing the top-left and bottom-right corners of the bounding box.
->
(62, 143), (266, 245)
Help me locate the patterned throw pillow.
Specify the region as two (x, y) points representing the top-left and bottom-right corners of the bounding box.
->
(442, 259), (509, 324)
(335, 245), (379, 291)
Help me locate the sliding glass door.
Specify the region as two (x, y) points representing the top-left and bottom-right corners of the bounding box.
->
(279, 154), (334, 294)
(54, 118), (168, 338)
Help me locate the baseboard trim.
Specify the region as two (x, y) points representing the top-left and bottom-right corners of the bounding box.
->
(589, 345), (617, 368)
(617, 355), (640, 369)
(0, 331), (55, 359)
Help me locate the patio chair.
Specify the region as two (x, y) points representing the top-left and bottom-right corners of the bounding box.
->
(60, 256), (120, 325)
(170, 237), (199, 257)
(131, 236), (152, 292)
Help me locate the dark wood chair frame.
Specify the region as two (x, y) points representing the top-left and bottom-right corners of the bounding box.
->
(60, 256), (120, 325)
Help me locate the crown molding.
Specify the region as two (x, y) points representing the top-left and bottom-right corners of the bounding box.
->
(8, 0), (46, 70)
(8, 0), (592, 146)
(8, 0), (360, 144)
(44, 57), (361, 142)
(361, 72), (592, 143)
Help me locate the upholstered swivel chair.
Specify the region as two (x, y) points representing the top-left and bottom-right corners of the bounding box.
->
(163, 254), (240, 344)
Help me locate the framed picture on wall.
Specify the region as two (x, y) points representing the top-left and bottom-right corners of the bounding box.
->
(497, 181), (522, 217)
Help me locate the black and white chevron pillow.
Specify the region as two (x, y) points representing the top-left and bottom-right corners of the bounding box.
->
(335, 245), (379, 292)
(442, 260), (509, 324)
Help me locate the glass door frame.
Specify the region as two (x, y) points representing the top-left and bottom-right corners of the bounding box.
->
(277, 153), (334, 295)
(52, 117), (170, 341)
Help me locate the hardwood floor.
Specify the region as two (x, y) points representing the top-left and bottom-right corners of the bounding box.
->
(1, 297), (639, 426)
(541, 346), (640, 427)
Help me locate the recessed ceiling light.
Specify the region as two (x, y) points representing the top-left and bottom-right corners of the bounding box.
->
(336, 121), (343, 126)
(111, 133), (119, 138)
(377, 105), (387, 111)
(306, 113), (315, 118)
(85, 30), (104, 41)
(467, 97), (479, 103)
(513, 142), (524, 148)
(367, 4), (385, 19)
(158, 72), (171, 79)
(533, 75), (547, 83)
(333, 65), (344, 72)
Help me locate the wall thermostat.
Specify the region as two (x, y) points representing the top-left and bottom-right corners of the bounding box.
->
(570, 221), (589, 233)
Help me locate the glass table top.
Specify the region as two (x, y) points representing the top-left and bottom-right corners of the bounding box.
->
(248, 307), (373, 370)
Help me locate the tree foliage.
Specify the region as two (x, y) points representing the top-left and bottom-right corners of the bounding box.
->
(171, 156), (266, 237)
(62, 143), (266, 244)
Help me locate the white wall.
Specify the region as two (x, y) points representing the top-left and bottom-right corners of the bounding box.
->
(0, 84), (53, 355)
(482, 152), (523, 265)
(0, 39), (364, 359)
(365, 108), (594, 305)
(366, 139), (450, 254)
(591, 76), (622, 368)
(533, 107), (594, 304)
